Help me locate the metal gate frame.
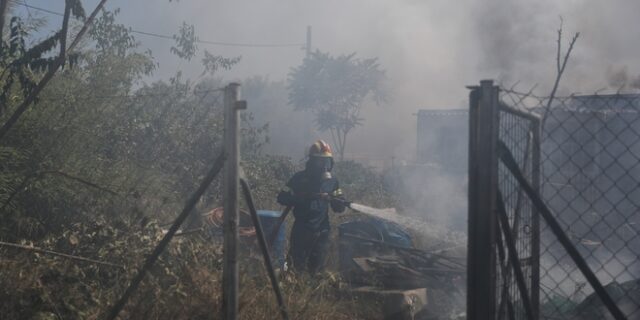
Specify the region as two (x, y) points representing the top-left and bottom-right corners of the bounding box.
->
(467, 80), (627, 320)
(467, 80), (541, 320)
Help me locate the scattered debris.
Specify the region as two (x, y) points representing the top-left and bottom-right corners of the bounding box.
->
(339, 218), (466, 319)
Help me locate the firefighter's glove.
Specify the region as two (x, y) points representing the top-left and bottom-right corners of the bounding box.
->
(277, 187), (303, 207)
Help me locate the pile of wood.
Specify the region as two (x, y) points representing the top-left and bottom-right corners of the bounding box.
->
(339, 219), (466, 319)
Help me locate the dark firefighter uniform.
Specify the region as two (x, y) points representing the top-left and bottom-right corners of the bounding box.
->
(277, 140), (346, 273)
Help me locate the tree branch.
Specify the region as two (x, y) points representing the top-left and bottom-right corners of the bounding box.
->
(329, 127), (338, 156)
(340, 128), (349, 161)
(0, 0), (109, 142)
(556, 16), (563, 73)
(541, 19), (579, 128)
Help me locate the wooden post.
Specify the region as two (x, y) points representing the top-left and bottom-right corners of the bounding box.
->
(467, 80), (499, 320)
(222, 83), (241, 320)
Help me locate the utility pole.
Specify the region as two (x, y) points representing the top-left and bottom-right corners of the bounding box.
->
(222, 83), (244, 320)
(306, 25), (312, 58)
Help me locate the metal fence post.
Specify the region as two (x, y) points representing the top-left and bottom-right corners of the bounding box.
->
(222, 83), (241, 320)
(530, 120), (541, 320)
(468, 80), (500, 320)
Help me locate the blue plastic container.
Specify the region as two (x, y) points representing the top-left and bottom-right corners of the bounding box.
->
(257, 210), (287, 269)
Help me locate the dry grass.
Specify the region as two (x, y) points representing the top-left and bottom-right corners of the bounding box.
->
(0, 217), (378, 320)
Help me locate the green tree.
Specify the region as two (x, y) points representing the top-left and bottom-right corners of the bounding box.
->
(288, 50), (386, 160)
(0, 7), (155, 238)
(0, 0), (108, 141)
(0, 6), (271, 239)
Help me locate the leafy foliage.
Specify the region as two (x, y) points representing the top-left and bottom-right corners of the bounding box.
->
(171, 22), (198, 61)
(288, 50), (386, 159)
(89, 8), (136, 58)
(202, 50), (241, 76)
(0, 6), (402, 320)
(69, 0), (87, 20)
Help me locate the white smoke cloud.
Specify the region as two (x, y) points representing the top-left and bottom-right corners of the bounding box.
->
(44, 0), (634, 160)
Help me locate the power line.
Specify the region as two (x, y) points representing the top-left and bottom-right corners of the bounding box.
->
(11, 1), (305, 48)
(21, 0), (35, 20)
(14, 0), (62, 17)
(38, 87), (226, 102)
(131, 29), (304, 48)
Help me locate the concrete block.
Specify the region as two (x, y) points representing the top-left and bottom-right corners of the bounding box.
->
(350, 286), (428, 320)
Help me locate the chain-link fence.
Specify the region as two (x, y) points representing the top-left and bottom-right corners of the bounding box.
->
(498, 88), (640, 320)
(495, 101), (541, 320)
(468, 80), (640, 320)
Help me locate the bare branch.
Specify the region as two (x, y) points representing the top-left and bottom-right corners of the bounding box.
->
(341, 129), (348, 161)
(541, 19), (580, 128)
(556, 16), (563, 73)
(329, 127), (338, 157)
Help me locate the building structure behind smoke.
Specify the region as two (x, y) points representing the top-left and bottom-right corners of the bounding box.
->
(464, 90), (640, 319)
(411, 94), (640, 239)
(416, 109), (468, 173)
(539, 93), (640, 285)
(387, 109), (469, 231)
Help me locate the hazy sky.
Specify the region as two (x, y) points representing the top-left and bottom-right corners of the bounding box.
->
(17, 0), (640, 160)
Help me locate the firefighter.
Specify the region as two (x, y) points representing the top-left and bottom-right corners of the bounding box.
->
(276, 140), (346, 273)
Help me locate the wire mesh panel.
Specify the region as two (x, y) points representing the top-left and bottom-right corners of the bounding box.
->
(495, 102), (541, 320)
(500, 90), (640, 320)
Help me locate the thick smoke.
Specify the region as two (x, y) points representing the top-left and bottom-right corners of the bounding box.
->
(29, 0), (630, 228)
(607, 66), (640, 91)
(32, 0), (637, 234)
(82, 0), (639, 232)
(51, 0), (639, 163)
